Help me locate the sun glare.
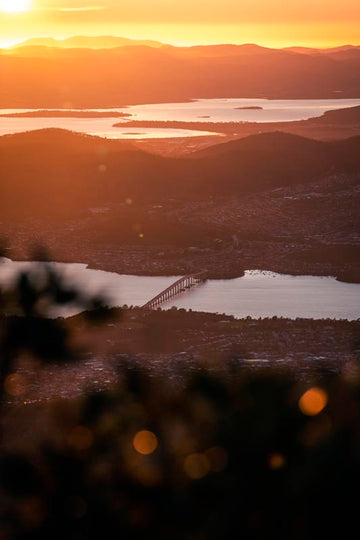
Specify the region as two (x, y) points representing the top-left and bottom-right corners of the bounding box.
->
(0, 0), (31, 13)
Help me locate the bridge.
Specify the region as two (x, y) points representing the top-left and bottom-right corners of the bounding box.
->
(142, 271), (207, 310)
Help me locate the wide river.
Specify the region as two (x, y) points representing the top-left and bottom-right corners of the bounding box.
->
(0, 260), (359, 320)
(1, 98), (360, 139)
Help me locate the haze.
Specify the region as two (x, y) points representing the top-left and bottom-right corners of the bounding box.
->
(1, 0), (360, 48)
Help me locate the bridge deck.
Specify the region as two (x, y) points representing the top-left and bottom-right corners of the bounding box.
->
(142, 271), (207, 309)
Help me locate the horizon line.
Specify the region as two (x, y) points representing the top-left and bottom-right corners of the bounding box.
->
(1, 35), (360, 51)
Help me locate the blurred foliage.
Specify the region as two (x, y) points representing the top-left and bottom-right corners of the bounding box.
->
(0, 256), (360, 539)
(0, 254), (114, 403)
(2, 368), (360, 539)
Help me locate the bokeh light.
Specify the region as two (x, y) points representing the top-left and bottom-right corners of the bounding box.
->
(4, 373), (27, 397)
(184, 453), (210, 479)
(133, 430), (158, 455)
(268, 453), (286, 470)
(299, 387), (328, 416)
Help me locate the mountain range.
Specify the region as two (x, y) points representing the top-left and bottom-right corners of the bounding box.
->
(7, 37), (360, 56)
(1, 40), (360, 107)
(10, 36), (164, 50)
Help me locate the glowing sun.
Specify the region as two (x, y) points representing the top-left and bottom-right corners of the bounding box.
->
(0, 0), (31, 13)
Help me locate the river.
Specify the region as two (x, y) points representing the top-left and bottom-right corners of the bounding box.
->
(0, 260), (359, 320)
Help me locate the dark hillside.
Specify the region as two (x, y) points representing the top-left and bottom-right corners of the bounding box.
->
(314, 105), (360, 124)
(1, 129), (360, 216)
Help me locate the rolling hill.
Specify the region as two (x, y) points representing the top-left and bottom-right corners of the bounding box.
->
(1, 129), (360, 216)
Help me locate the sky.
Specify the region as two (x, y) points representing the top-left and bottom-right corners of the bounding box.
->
(0, 0), (360, 48)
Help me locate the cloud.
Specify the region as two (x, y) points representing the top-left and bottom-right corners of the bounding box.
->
(56, 6), (105, 11)
(34, 4), (105, 11)
(29, 1), (360, 24)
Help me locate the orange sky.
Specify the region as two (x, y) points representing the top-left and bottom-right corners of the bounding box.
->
(0, 0), (360, 48)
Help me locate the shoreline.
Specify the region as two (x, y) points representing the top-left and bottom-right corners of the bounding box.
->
(0, 111), (131, 118)
(3, 254), (359, 285)
(2, 95), (360, 109)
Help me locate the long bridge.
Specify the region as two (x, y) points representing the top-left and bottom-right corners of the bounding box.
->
(142, 271), (207, 310)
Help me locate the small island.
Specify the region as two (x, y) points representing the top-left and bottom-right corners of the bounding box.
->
(234, 105), (264, 111)
(235, 106), (264, 110)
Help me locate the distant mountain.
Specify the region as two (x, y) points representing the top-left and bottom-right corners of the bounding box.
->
(284, 47), (321, 55)
(10, 38), (360, 55)
(284, 45), (360, 54)
(283, 45), (360, 62)
(11, 36), (164, 49)
(1, 129), (360, 217)
(319, 45), (360, 53)
(2, 43), (360, 107)
(164, 43), (275, 57)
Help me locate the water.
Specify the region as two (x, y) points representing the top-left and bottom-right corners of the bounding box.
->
(0, 116), (217, 139)
(0, 260), (359, 320)
(1, 98), (360, 139)
(164, 270), (360, 320)
(0, 258), (176, 318)
(124, 98), (360, 123)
